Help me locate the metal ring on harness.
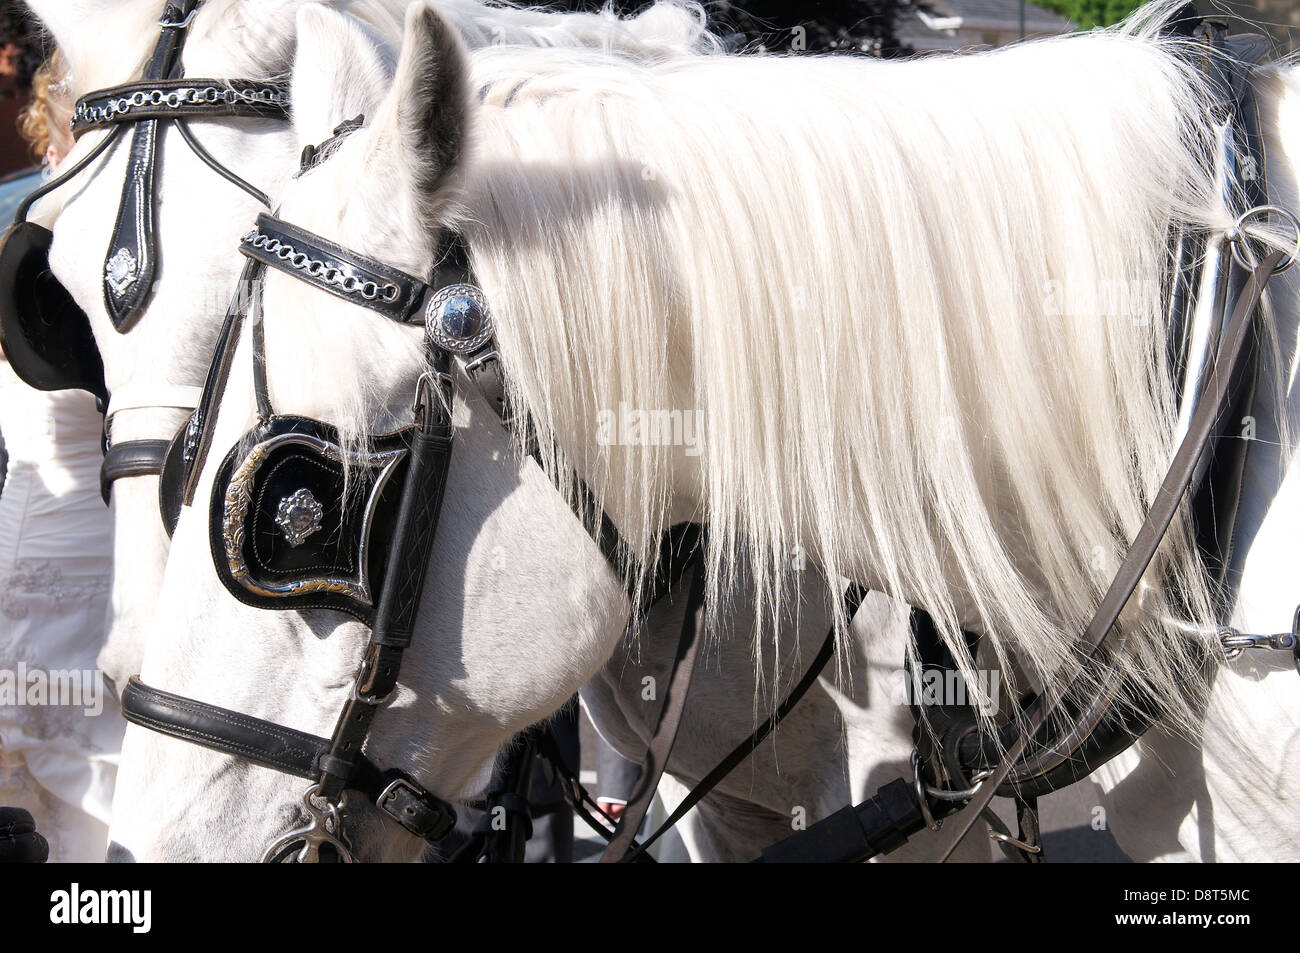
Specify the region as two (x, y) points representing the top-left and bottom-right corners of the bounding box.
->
(911, 752), (942, 831)
(1225, 204), (1300, 274)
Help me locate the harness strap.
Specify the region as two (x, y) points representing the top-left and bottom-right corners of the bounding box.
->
(599, 557), (708, 862)
(100, 439), (169, 504)
(71, 78), (289, 138)
(314, 353), (455, 806)
(101, 0), (203, 331)
(240, 213), (429, 324)
(119, 677), (455, 840)
(929, 248), (1285, 862)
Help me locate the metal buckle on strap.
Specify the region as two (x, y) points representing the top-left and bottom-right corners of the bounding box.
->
(377, 777), (450, 838)
(157, 6), (199, 29)
(378, 777), (422, 810)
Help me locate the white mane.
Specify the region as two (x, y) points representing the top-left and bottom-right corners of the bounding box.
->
(421, 10), (1284, 735)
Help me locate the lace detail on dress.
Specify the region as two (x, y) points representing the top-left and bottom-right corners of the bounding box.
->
(1, 561), (111, 620)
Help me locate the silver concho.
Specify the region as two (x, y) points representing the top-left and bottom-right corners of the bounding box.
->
(105, 248), (139, 297)
(275, 488), (324, 547)
(425, 283), (493, 355)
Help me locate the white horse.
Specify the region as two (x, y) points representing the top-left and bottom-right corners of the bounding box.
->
(102, 1), (1300, 861)
(34, 0), (939, 863)
(25, 0), (715, 692)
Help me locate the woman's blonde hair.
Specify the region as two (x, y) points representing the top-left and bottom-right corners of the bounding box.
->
(18, 50), (72, 162)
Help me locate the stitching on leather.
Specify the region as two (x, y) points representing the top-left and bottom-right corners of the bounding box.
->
(127, 686), (322, 760)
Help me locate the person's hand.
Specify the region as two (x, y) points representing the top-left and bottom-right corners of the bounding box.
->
(597, 798), (626, 821)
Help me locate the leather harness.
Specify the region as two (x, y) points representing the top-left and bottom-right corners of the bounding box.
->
(0, 0), (289, 504)
(12, 3), (1300, 862)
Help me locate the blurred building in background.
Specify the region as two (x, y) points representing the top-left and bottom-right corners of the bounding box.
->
(897, 0), (1076, 50)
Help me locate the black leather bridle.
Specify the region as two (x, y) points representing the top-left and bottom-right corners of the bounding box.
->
(109, 12), (1300, 865)
(123, 210), (474, 861)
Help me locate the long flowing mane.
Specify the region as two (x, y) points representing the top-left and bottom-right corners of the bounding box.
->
(441, 7), (1276, 735)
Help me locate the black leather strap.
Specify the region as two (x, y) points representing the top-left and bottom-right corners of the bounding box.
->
(72, 79), (289, 138)
(120, 677), (455, 840)
(756, 778), (937, 863)
(241, 213), (428, 323)
(315, 351), (456, 804)
(297, 115), (365, 177)
(100, 438), (169, 504)
(600, 558), (707, 862)
(930, 249), (1286, 862)
(100, 0), (203, 331)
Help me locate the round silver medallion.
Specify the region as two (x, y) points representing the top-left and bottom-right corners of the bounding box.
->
(425, 283), (493, 355)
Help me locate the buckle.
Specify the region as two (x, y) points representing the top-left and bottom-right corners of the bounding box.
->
(377, 777), (456, 840)
(157, 6), (198, 29)
(379, 776), (421, 810)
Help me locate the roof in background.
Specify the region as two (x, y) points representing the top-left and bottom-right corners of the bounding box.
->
(899, 0), (1076, 49)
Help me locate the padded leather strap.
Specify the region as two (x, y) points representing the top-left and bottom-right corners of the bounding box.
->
(100, 438), (169, 504)
(120, 677), (455, 840)
(240, 213), (428, 323)
(101, 0), (202, 331)
(72, 79), (289, 138)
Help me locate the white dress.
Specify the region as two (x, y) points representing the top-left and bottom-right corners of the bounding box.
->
(0, 359), (120, 862)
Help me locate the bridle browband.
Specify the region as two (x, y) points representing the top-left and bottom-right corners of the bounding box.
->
(0, 0), (291, 508)
(83, 0), (287, 331)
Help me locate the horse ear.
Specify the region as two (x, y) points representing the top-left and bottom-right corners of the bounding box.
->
(291, 4), (396, 152)
(361, 2), (472, 218)
(22, 1), (114, 71)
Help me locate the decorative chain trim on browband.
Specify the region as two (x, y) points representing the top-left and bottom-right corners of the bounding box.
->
(238, 213), (428, 323)
(71, 81), (289, 136)
(242, 229), (403, 304)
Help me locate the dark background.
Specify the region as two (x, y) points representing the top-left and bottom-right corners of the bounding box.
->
(0, 1), (1293, 176)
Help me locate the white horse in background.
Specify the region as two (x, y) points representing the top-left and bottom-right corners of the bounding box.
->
(103, 1), (1300, 861)
(33, 0), (941, 863)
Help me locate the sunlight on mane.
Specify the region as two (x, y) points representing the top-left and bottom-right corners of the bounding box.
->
(455, 10), (1251, 738)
